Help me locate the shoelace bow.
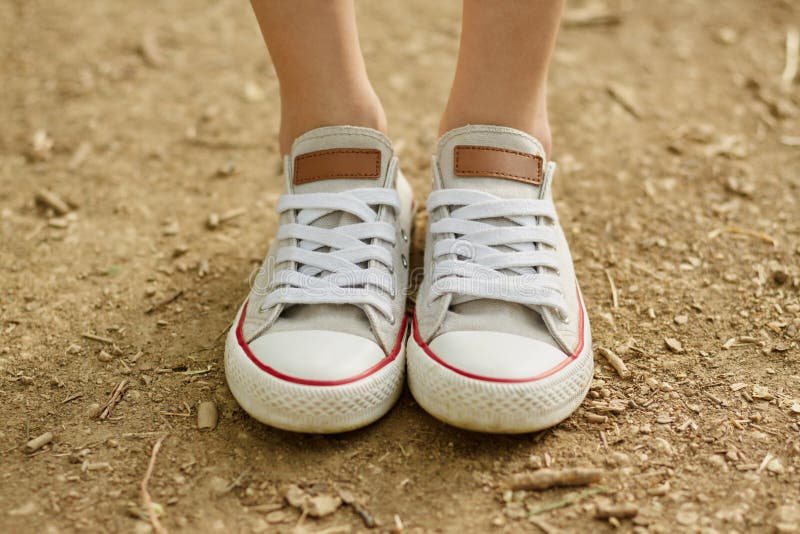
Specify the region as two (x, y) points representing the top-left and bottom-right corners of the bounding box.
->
(426, 188), (568, 319)
(260, 188), (400, 321)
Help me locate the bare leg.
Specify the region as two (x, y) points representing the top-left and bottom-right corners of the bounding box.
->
(439, 0), (564, 156)
(251, 0), (386, 154)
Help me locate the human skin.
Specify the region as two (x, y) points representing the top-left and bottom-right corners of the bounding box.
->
(251, 0), (564, 157)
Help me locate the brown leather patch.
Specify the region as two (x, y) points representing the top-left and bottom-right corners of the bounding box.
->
(293, 148), (381, 185)
(453, 145), (543, 185)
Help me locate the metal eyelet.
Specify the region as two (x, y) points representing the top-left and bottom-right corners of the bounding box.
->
(388, 314), (396, 325)
(401, 229), (408, 242)
(401, 255), (408, 268)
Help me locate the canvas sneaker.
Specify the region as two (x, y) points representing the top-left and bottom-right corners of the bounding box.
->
(225, 126), (414, 433)
(408, 125), (593, 433)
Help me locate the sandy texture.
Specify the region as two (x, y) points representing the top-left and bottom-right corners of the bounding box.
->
(1, 0), (799, 532)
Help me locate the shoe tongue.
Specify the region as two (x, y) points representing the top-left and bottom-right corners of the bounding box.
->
(288, 126), (394, 195)
(436, 125), (547, 200)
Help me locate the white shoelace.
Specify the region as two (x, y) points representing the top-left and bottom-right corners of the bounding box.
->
(260, 188), (400, 321)
(426, 188), (568, 319)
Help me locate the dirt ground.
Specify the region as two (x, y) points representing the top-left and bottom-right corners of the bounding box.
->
(2, 0), (800, 532)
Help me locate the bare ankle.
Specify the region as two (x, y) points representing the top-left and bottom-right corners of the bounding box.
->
(279, 87), (387, 154)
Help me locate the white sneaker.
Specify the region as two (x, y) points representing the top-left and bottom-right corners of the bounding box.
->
(408, 125), (593, 433)
(225, 126), (414, 433)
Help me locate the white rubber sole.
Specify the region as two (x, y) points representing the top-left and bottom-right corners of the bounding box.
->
(225, 324), (406, 433)
(407, 329), (593, 434)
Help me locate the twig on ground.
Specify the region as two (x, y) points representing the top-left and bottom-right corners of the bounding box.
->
(604, 269), (619, 309)
(34, 190), (71, 215)
(220, 469), (250, 495)
(606, 83), (642, 119)
(98, 380), (129, 420)
(68, 142), (92, 170)
(60, 392), (83, 404)
(710, 226), (778, 246)
(139, 30), (165, 68)
(141, 435), (167, 534)
(781, 28), (799, 91)
(145, 290), (184, 315)
(508, 468), (604, 491)
(219, 208), (246, 224)
(81, 332), (114, 344)
(598, 347), (630, 378)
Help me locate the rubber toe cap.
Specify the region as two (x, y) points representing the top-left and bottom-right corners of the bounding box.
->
(427, 331), (569, 381)
(247, 330), (386, 383)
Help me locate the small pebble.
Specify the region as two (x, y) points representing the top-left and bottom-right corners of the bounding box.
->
(664, 337), (684, 353)
(265, 510), (286, 524)
(767, 457), (784, 474)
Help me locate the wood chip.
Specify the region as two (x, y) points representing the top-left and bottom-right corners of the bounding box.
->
(598, 347), (630, 378)
(30, 131), (54, 161)
(68, 142), (92, 170)
(674, 314), (688, 325)
(26, 431), (53, 453)
(197, 401), (218, 430)
(585, 413), (609, 424)
(781, 28), (799, 91)
(139, 30), (165, 68)
(507, 467), (603, 491)
(664, 337), (684, 353)
(753, 385), (774, 401)
(35, 190), (71, 216)
(596, 502), (639, 519)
